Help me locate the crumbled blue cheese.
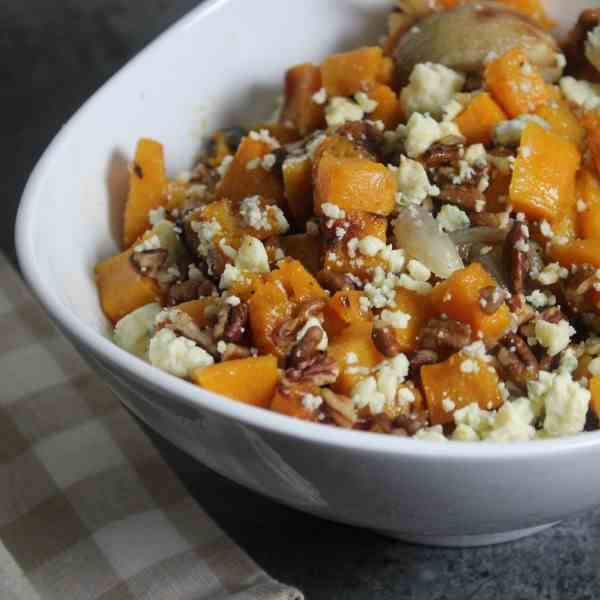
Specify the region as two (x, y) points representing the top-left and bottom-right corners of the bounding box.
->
(460, 359), (479, 374)
(528, 371), (590, 437)
(113, 303), (162, 357)
(219, 264), (243, 289)
(321, 202), (346, 220)
(559, 77), (600, 111)
(325, 97), (364, 127)
(407, 259), (431, 282)
(216, 155), (234, 178)
(148, 328), (214, 378)
(494, 114), (549, 146)
(148, 206), (166, 226)
(400, 62), (465, 119)
(302, 394), (323, 411)
(437, 204), (470, 233)
(249, 129), (280, 148)
(394, 155), (440, 207)
(134, 235), (161, 253)
(526, 289), (557, 309)
(485, 399), (536, 442)
(380, 310), (411, 329)
(586, 25), (600, 74)
(535, 319), (575, 357)
(235, 236), (270, 273)
(192, 219), (222, 257)
(398, 274), (432, 295)
(400, 113), (462, 158)
(354, 91), (378, 113)
(312, 87), (327, 105)
(358, 235), (386, 257)
(415, 426), (448, 442)
(536, 262), (569, 285)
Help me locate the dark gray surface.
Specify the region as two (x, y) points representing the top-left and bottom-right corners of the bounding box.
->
(5, 1), (600, 598)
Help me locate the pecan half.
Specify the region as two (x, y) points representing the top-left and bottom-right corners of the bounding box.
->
(130, 249), (168, 278)
(167, 278), (216, 306)
(320, 388), (357, 427)
(503, 221), (531, 294)
(287, 326), (324, 370)
(394, 411), (429, 436)
(496, 333), (539, 391)
(438, 184), (485, 211)
(372, 321), (402, 358)
(316, 269), (357, 293)
(213, 303), (249, 344)
(479, 286), (508, 315)
(273, 299), (326, 355)
(420, 318), (472, 352)
(220, 343), (252, 361)
(421, 141), (462, 170)
(160, 310), (217, 356)
(563, 267), (600, 315)
(284, 355), (339, 387)
(540, 306), (564, 324)
(408, 349), (439, 378)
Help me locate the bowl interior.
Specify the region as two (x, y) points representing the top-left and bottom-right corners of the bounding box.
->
(15, 0), (598, 452)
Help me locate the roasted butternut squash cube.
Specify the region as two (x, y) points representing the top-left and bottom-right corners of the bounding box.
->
(281, 63), (326, 136)
(270, 383), (322, 420)
(192, 355), (278, 408)
(314, 154), (396, 216)
(549, 239), (600, 269)
(421, 352), (503, 426)
(320, 47), (383, 97)
(253, 122), (302, 145)
(267, 258), (326, 303)
(577, 168), (600, 240)
(430, 262), (511, 344)
(590, 376), (600, 421)
(280, 234), (322, 275)
(123, 138), (167, 249)
(391, 288), (433, 353)
(248, 280), (293, 356)
(176, 298), (217, 328)
(216, 136), (284, 204)
(367, 85), (402, 129)
(455, 93), (507, 146)
(324, 291), (370, 338)
(283, 156), (313, 225)
(95, 249), (162, 324)
(484, 48), (551, 118)
(328, 321), (383, 396)
(322, 210), (387, 278)
(536, 98), (585, 147)
(582, 113), (600, 177)
(497, 0), (556, 28)
(509, 123), (581, 221)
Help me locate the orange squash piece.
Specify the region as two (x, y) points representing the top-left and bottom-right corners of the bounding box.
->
(391, 288), (433, 353)
(577, 168), (600, 240)
(421, 352), (503, 426)
(536, 98), (585, 147)
(270, 383), (322, 420)
(283, 156), (313, 225)
(192, 355), (278, 408)
(590, 376), (600, 421)
(123, 138), (167, 249)
(314, 154), (396, 216)
(324, 291), (370, 338)
(497, 0), (556, 28)
(454, 93), (507, 146)
(248, 279), (293, 356)
(177, 298), (216, 328)
(376, 57), (395, 87)
(280, 234), (322, 275)
(267, 258), (326, 303)
(549, 239), (600, 269)
(281, 63), (326, 136)
(509, 123), (581, 221)
(216, 136), (284, 204)
(95, 249), (162, 324)
(484, 48), (551, 118)
(321, 47), (384, 97)
(328, 321), (383, 396)
(582, 112), (600, 177)
(430, 262), (511, 344)
(253, 123), (302, 146)
(367, 85), (402, 129)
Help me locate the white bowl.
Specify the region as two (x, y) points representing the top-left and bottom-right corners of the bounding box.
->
(16, 0), (600, 547)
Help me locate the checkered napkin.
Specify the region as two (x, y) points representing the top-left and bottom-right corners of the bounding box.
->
(0, 254), (302, 600)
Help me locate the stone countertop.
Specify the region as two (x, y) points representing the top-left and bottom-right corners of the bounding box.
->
(5, 1), (600, 598)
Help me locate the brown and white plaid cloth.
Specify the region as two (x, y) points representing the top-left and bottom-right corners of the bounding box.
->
(0, 253), (303, 600)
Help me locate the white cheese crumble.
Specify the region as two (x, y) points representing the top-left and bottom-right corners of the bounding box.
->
(312, 87), (327, 105)
(192, 219), (222, 257)
(302, 394), (323, 412)
(460, 359), (480, 374)
(354, 91), (378, 114)
(398, 274), (432, 295)
(400, 113), (462, 158)
(588, 357), (600, 377)
(415, 426), (448, 442)
(321, 202), (346, 220)
(219, 264), (243, 289)
(235, 236), (270, 273)
(407, 259), (431, 282)
(325, 97), (364, 127)
(394, 155), (440, 207)
(358, 235), (386, 257)
(559, 76), (600, 111)
(249, 129), (280, 148)
(113, 303), (162, 357)
(148, 206), (166, 226)
(536, 262), (569, 286)
(134, 235), (161, 253)
(400, 62), (465, 119)
(148, 328), (214, 378)
(437, 204), (470, 233)
(216, 155), (234, 178)
(380, 310), (411, 330)
(526, 290), (557, 309)
(535, 319), (575, 357)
